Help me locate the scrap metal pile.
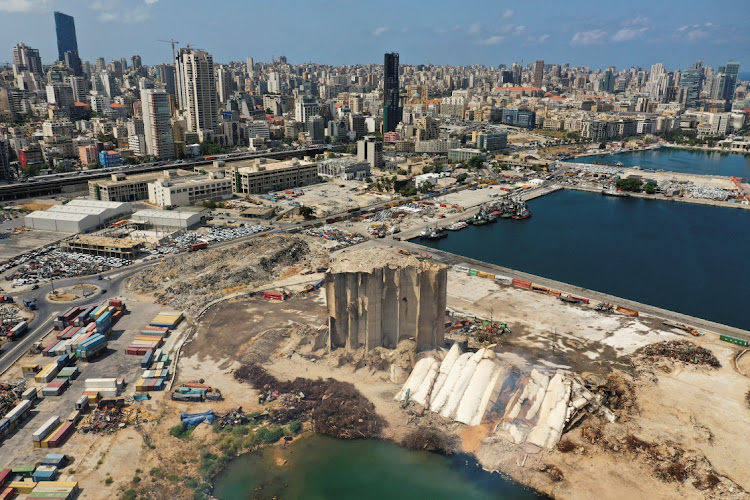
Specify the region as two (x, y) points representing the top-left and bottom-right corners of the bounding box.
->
(234, 363), (384, 439)
(171, 381), (223, 402)
(300, 225), (365, 247)
(633, 340), (721, 368)
(79, 400), (155, 434)
(0, 380), (26, 416)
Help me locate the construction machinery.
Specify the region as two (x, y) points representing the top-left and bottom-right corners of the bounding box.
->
(663, 320), (701, 337)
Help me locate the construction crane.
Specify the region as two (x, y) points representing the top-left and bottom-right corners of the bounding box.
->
(157, 39), (179, 62)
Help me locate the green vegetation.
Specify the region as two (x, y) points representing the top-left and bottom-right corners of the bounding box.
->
(396, 168), (408, 175)
(467, 156), (484, 170)
(455, 173), (468, 184)
(199, 141), (231, 155)
(105, 477), (113, 485)
(256, 426), (285, 444)
(169, 424), (194, 440)
(122, 489), (137, 500)
(288, 420), (302, 434)
(132, 476), (141, 484)
(149, 467), (166, 480)
(644, 181), (657, 194)
(615, 178), (644, 192)
(299, 206), (314, 219)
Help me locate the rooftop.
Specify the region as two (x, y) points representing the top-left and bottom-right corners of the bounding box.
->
(132, 209), (200, 220)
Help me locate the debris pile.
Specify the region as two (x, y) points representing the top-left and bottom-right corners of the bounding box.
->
(127, 234), (326, 314)
(234, 363), (384, 439)
(300, 225), (366, 247)
(0, 380), (26, 416)
(79, 400), (154, 434)
(171, 382), (223, 402)
(633, 340), (721, 368)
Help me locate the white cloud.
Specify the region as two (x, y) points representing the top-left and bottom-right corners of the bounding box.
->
(372, 26), (389, 36)
(435, 25), (460, 34)
(612, 26), (648, 42)
(685, 29), (708, 40)
(88, 0), (155, 22)
(571, 29), (607, 45)
(623, 15), (650, 26)
(144, 0), (158, 3)
(475, 35), (503, 46)
(515, 25), (526, 34)
(501, 9), (514, 19)
(467, 22), (481, 35)
(0, 0), (52, 12)
(538, 34), (550, 44)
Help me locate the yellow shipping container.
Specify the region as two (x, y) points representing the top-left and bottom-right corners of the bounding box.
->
(41, 481), (79, 492)
(8, 480), (37, 493)
(22, 364), (40, 374)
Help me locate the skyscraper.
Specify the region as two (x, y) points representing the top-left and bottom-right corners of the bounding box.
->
(383, 52), (401, 133)
(175, 48), (218, 141)
(532, 60), (544, 88)
(54, 11), (78, 63)
(680, 61), (704, 108)
(141, 88), (175, 160)
(723, 61), (740, 101)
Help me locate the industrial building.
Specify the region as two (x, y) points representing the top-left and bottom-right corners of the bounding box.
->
(131, 209), (202, 229)
(232, 158), (319, 195)
(25, 200), (132, 233)
(147, 170), (233, 208)
(317, 158), (371, 180)
(448, 148), (486, 163)
(61, 235), (144, 259)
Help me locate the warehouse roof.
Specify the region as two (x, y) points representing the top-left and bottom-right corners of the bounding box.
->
(132, 210), (199, 220)
(25, 211), (93, 221)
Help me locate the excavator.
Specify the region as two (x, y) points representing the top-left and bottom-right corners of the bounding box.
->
(663, 320), (702, 337)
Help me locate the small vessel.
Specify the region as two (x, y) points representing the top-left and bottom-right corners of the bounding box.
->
(473, 219), (488, 226)
(427, 228), (448, 240)
(419, 227), (431, 238)
(512, 201), (532, 220)
(446, 221), (468, 231)
(602, 187), (629, 197)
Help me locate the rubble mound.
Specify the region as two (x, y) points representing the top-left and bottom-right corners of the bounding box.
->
(234, 363), (385, 439)
(127, 235), (324, 314)
(402, 428), (458, 454)
(633, 340), (721, 368)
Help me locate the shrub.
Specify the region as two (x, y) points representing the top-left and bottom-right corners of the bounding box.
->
(132, 476), (141, 484)
(288, 421), (302, 434)
(105, 477), (113, 485)
(122, 489), (137, 500)
(169, 424), (193, 440)
(257, 426), (284, 444)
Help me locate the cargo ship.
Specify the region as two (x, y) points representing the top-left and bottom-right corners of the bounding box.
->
(426, 228), (448, 240)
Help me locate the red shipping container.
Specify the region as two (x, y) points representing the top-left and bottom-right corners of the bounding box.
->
(568, 295), (590, 304)
(0, 487), (14, 500)
(0, 469), (9, 486)
(512, 278), (532, 289)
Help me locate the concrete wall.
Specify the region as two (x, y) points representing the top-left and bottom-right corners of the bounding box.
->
(326, 262), (447, 352)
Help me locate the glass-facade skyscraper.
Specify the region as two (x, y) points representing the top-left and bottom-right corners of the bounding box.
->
(54, 11), (79, 63)
(383, 52), (402, 133)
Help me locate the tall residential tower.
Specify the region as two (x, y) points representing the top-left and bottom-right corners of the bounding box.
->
(175, 48), (218, 141)
(53, 11), (78, 62)
(383, 52), (402, 133)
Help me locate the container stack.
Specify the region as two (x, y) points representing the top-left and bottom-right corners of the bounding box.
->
(84, 378), (121, 398)
(32, 416), (60, 448)
(31, 465), (57, 482)
(41, 454), (67, 468)
(35, 364), (59, 383)
(40, 422), (74, 448)
(125, 335), (163, 356)
(141, 325), (169, 337)
(41, 379), (69, 397)
(27, 481), (79, 499)
(149, 311), (183, 329)
(2, 400), (32, 434)
(56, 366), (79, 381)
(75, 333), (107, 361)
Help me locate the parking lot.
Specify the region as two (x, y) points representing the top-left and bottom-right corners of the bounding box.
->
(2, 249), (133, 288)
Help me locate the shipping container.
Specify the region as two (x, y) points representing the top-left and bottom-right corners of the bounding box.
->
(33, 416), (60, 442)
(720, 334), (749, 347)
(0, 468), (9, 485)
(7, 481), (36, 494)
(0, 487), (12, 500)
(512, 278), (532, 289)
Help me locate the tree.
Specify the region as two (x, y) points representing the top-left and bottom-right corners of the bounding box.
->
(299, 206), (315, 219)
(599, 142), (606, 150)
(456, 173), (469, 184)
(644, 181), (657, 194)
(615, 178), (643, 192)
(396, 168), (408, 176)
(467, 156), (484, 170)
(418, 181), (433, 193)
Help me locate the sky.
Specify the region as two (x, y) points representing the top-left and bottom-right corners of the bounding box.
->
(0, 0), (748, 72)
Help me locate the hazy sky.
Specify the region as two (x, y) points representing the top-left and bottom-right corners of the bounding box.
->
(0, 0), (747, 71)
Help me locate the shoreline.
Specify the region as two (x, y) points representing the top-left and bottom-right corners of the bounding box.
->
(564, 184), (750, 210)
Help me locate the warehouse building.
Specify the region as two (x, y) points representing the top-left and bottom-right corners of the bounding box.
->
(25, 200), (132, 233)
(233, 158), (319, 195)
(90, 172), (164, 202)
(131, 209), (202, 229)
(147, 170), (233, 208)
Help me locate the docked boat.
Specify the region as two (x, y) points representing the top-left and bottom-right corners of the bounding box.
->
(427, 228), (448, 240)
(512, 201), (532, 220)
(446, 221), (468, 231)
(419, 227), (431, 238)
(602, 187), (629, 197)
(473, 219), (488, 226)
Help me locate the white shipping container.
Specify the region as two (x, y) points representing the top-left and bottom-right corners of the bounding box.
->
(5, 399), (32, 421)
(33, 416), (60, 441)
(84, 378), (118, 389)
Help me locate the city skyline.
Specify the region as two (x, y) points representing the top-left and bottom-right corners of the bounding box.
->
(0, 0), (747, 71)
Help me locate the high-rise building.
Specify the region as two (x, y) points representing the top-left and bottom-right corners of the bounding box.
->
(246, 57), (254, 76)
(532, 60), (544, 88)
(383, 52), (402, 133)
(0, 138), (11, 181)
(54, 11), (78, 62)
(12, 43), (43, 76)
(141, 88), (175, 160)
(268, 72), (280, 93)
(216, 65), (232, 104)
(723, 61), (740, 101)
(157, 64), (176, 96)
(295, 96), (319, 126)
(601, 69), (615, 93)
(64, 50), (82, 77)
(175, 48), (219, 141)
(680, 61), (704, 107)
(357, 136), (384, 169)
(131, 55), (142, 71)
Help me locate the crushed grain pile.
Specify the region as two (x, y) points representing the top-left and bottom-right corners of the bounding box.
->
(127, 235), (325, 314)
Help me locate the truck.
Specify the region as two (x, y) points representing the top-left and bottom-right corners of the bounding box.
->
(189, 242), (208, 251)
(23, 299), (36, 310)
(6, 321), (28, 341)
(0, 295), (13, 303)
